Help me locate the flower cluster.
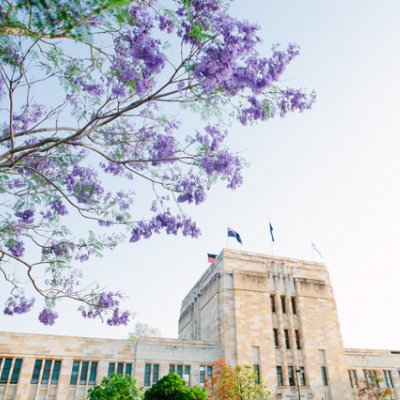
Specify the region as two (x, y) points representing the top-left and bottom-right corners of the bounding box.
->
(65, 165), (104, 205)
(112, 2), (166, 96)
(15, 210), (34, 224)
(0, 0), (315, 326)
(5, 239), (25, 258)
(3, 292), (35, 315)
(130, 212), (200, 243)
(81, 291), (131, 326)
(38, 308), (59, 325)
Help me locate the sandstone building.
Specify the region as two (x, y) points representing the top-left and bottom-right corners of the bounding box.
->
(0, 248), (399, 399)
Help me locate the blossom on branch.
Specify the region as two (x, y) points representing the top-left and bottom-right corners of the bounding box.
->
(0, 0), (315, 325)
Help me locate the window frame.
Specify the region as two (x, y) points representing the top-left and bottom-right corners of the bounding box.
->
(273, 328), (279, 348)
(288, 366), (295, 386)
(321, 366), (328, 386)
(0, 358), (13, 384)
(144, 364), (152, 387)
(284, 329), (290, 349)
(270, 295), (276, 313)
(10, 359), (23, 384)
(295, 330), (301, 350)
(276, 366), (284, 386)
(291, 297), (297, 314)
(281, 295), (286, 314)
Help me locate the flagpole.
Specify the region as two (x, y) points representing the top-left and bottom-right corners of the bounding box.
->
(269, 220), (274, 256)
(226, 226), (228, 248)
(311, 242), (315, 261)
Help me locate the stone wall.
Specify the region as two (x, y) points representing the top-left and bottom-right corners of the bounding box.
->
(0, 249), (399, 400)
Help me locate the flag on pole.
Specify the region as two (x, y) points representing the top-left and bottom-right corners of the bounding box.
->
(269, 222), (275, 242)
(312, 242), (323, 258)
(228, 227), (242, 244)
(207, 253), (217, 263)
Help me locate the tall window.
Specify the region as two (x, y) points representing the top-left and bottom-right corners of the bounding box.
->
(117, 362), (124, 375)
(284, 329), (290, 349)
(348, 369), (358, 388)
(184, 366), (190, 386)
(70, 361), (97, 386)
(295, 330), (301, 350)
(321, 366), (328, 386)
(79, 361), (89, 385)
(51, 361), (62, 385)
(0, 358), (12, 384)
(363, 370), (379, 388)
(153, 364), (159, 384)
(0, 358), (23, 385)
(145, 363), (160, 387)
(270, 295), (276, 313)
(108, 363), (115, 376)
(288, 366), (295, 386)
(281, 296), (286, 313)
(170, 364), (190, 383)
(298, 366), (306, 386)
(319, 349), (328, 386)
(253, 365), (260, 384)
(41, 360), (52, 384)
(200, 365), (213, 386)
(273, 328), (279, 347)
(177, 365), (183, 378)
(108, 362), (132, 377)
(291, 297), (297, 314)
(144, 364), (151, 387)
(89, 362), (97, 385)
(10, 359), (22, 384)
(383, 370), (394, 388)
(70, 361), (80, 385)
(276, 366), (283, 386)
(31, 360), (42, 384)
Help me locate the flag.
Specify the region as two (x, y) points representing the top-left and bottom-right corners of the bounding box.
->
(228, 227), (242, 244)
(269, 222), (275, 242)
(312, 242), (323, 258)
(207, 253), (217, 263)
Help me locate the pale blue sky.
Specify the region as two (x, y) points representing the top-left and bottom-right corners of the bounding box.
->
(1, 0), (400, 350)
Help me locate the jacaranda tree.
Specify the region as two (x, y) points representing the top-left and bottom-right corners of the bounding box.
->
(0, 0), (315, 325)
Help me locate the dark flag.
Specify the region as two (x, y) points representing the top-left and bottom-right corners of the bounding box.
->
(207, 253), (217, 263)
(228, 227), (242, 244)
(269, 222), (275, 242)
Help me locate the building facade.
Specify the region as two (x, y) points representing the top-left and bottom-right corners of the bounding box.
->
(0, 248), (399, 399)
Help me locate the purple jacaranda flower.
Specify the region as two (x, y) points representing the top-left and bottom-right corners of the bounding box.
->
(45, 269), (82, 294)
(12, 104), (45, 131)
(158, 15), (174, 33)
(15, 209), (34, 224)
(196, 125), (227, 152)
(65, 165), (104, 204)
(5, 239), (25, 257)
(176, 174), (207, 205)
(3, 292), (35, 315)
(112, 86), (126, 97)
(278, 88), (317, 116)
(149, 134), (177, 165)
(107, 309), (130, 326)
(50, 199), (68, 216)
(80, 291), (130, 325)
(38, 308), (59, 325)
(129, 212), (200, 243)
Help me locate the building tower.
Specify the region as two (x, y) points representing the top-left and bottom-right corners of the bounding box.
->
(178, 248), (351, 399)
